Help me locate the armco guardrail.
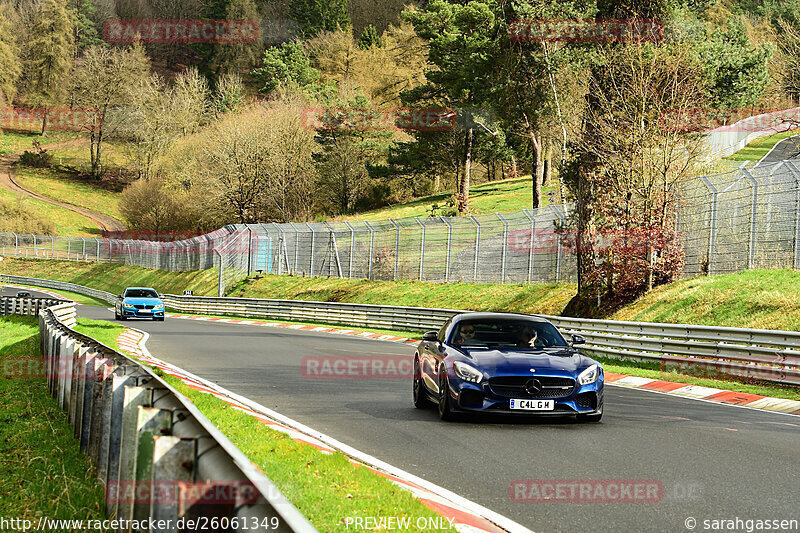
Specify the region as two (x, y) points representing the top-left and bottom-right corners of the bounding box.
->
(1, 296), (75, 326)
(4, 287), (317, 531)
(162, 293), (800, 386)
(4, 274), (799, 386)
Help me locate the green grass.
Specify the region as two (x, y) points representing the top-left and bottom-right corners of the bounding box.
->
(345, 176), (560, 221)
(723, 129), (798, 162)
(229, 274), (575, 316)
(0, 316), (108, 523)
(14, 167), (122, 220)
(0, 129), (81, 157)
(154, 370), (445, 532)
(0, 188), (100, 236)
(611, 269), (800, 331)
(73, 318), (125, 349)
(0, 258), (220, 297)
(49, 141), (131, 171)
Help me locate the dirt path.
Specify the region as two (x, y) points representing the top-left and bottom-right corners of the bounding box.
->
(0, 137), (126, 233)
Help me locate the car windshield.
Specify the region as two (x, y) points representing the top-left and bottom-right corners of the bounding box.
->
(449, 319), (569, 349)
(125, 289), (159, 298)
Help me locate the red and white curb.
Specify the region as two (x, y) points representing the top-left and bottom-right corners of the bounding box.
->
(165, 313), (421, 345)
(117, 328), (531, 533)
(605, 373), (800, 416)
(163, 312), (800, 417)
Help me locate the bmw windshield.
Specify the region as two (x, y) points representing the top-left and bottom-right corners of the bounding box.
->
(125, 289), (159, 298)
(450, 319), (569, 349)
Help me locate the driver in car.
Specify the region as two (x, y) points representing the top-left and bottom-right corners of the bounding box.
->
(516, 325), (541, 348)
(455, 325), (476, 345)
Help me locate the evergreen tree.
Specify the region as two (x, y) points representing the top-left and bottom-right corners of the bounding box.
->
(358, 24), (381, 49)
(289, 0), (351, 37)
(252, 41), (320, 93)
(70, 0), (102, 55)
(208, 0), (262, 77)
(20, 0), (75, 134)
(0, 6), (21, 106)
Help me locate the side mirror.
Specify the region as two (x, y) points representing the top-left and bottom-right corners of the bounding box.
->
(422, 331), (439, 342)
(117, 294), (124, 299)
(571, 334), (586, 346)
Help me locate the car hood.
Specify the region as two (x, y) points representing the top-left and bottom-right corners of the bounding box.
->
(458, 348), (589, 374)
(123, 297), (163, 305)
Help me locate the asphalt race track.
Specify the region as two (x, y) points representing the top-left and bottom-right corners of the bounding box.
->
(756, 135), (800, 166)
(5, 287), (799, 532)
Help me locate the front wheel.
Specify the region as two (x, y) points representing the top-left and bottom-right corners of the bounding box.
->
(438, 369), (454, 421)
(413, 358), (428, 408)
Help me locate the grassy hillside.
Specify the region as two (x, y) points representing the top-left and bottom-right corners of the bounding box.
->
(14, 167), (123, 220)
(611, 269), (800, 331)
(6, 257), (800, 332)
(343, 176), (560, 221)
(0, 257), (219, 296)
(0, 188), (100, 236)
(0, 129), (81, 156)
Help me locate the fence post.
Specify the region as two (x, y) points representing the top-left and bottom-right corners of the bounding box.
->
(700, 176), (719, 275)
(306, 223), (315, 276)
(742, 169), (758, 270)
(247, 227), (253, 277)
(522, 209), (536, 283)
(549, 205), (566, 282)
(414, 217), (425, 281)
(34, 235), (37, 257)
(344, 221), (355, 279)
(389, 219), (400, 280)
(95, 238), (100, 262)
(51, 235), (55, 258)
(365, 221), (375, 281)
(215, 249), (224, 297)
(783, 161), (800, 270)
(440, 216), (452, 283)
(323, 222), (343, 278)
(469, 215), (480, 282)
(497, 213), (509, 284)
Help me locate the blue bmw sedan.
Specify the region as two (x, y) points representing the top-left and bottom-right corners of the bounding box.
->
(413, 312), (603, 422)
(115, 287), (165, 321)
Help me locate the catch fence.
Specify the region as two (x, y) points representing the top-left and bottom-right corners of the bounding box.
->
(4, 159), (800, 290)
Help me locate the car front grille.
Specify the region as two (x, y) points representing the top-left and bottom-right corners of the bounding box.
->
(134, 305), (154, 310)
(489, 376), (575, 399)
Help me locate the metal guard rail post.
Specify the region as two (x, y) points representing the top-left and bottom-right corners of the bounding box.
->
(3, 274), (798, 387)
(0, 281), (317, 531)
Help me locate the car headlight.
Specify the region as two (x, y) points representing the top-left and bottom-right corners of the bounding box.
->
(123, 303), (135, 309)
(154, 304), (164, 310)
(578, 364), (600, 385)
(453, 361), (483, 383)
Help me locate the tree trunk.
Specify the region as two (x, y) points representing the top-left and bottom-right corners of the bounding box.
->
(531, 133), (543, 209)
(543, 138), (552, 187)
(41, 108), (48, 136)
(459, 127), (473, 213)
(434, 174), (440, 193)
(511, 156), (517, 178)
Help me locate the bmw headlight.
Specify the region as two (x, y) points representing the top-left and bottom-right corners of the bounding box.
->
(123, 303), (135, 309)
(154, 304), (165, 310)
(578, 364), (599, 385)
(453, 361), (483, 383)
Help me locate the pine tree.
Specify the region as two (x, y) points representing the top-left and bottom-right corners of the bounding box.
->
(20, 0), (75, 134)
(358, 24), (381, 49)
(289, 0), (351, 37)
(0, 8), (21, 106)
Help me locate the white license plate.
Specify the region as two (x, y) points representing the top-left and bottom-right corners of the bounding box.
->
(510, 399), (554, 411)
(140, 309), (151, 313)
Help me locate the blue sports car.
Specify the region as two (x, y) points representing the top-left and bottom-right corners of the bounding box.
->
(413, 312), (603, 422)
(115, 287), (165, 321)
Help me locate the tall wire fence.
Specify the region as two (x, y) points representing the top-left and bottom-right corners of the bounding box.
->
(3, 159), (800, 293)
